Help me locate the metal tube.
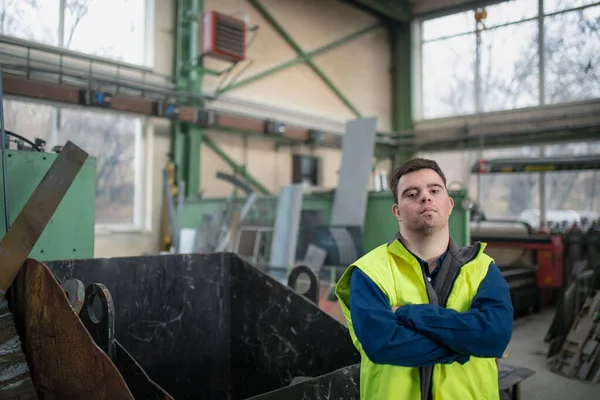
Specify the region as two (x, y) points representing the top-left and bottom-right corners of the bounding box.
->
(0, 67), (10, 232)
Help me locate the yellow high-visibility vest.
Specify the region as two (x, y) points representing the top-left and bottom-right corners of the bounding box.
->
(335, 235), (499, 400)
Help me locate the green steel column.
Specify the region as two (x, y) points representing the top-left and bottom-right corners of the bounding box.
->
(186, 0), (203, 198)
(171, 0), (186, 184)
(389, 22), (415, 168)
(173, 0), (203, 198)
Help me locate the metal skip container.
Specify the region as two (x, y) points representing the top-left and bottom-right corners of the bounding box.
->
(47, 253), (361, 399)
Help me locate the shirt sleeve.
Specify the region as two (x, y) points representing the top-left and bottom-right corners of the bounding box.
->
(397, 262), (514, 358)
(349, 268), (470, 367)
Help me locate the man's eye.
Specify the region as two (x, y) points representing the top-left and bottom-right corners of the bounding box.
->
(431, 189), (439, 194)
(407, 193), (415, 197)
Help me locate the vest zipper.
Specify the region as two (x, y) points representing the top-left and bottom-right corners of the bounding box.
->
(419, 264), (437, 400)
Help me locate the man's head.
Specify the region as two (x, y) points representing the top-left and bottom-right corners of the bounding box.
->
(389, 158), (454, 235)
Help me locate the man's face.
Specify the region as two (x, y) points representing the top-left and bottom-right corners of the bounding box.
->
(392, 168), (454, 234)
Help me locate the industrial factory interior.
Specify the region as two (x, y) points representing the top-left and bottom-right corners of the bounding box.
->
(0, 0), (599, 399)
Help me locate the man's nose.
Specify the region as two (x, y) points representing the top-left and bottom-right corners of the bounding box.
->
(420, 193), (432, 203)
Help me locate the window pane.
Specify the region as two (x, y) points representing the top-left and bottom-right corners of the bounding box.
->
(544, 6), (600, 104)
(0, 0), (60, 45)
(58, 108), (140, 226)
(480, 146), (541, 219)
(422, 11), (474, 41)
(422, 34), (476, 119)
(484, 0), (539, 28)
(3, 99), (54, 148)
(543, 142), (600, 226)
(545, 0), (598, 13)
(479, 21), (539, 112)
(64, 0), (147, 65)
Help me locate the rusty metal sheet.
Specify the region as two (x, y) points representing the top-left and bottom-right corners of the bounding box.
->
(10, 259), (135, 399)
(0, 140), (88, 294)
(110, 94), (154, 115)
(2, 76), (80, 104)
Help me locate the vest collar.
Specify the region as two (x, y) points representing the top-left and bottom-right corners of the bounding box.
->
(387, 231), (486, 267)
(386, 231), (459, 261)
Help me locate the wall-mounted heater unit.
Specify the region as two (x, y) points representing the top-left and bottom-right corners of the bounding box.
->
(202, 11), (247, 62)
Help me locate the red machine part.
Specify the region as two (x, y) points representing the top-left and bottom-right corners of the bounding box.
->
(482, 235), (564, 289)
(537, 235), (564, 288)
(202, 11), (246, 62)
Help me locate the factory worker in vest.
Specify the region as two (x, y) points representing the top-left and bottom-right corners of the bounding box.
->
(335, 158), (514, 400)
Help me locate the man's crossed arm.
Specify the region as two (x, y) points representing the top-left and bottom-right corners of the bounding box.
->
(349, 263), (513, 368)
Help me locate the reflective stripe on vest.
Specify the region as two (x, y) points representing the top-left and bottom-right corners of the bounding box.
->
(335, 237), (500, 400)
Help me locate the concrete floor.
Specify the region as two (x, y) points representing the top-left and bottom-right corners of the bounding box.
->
(504, 309), (600, 399)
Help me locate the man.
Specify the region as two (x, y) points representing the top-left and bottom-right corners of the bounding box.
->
(335, 158), (513, 400)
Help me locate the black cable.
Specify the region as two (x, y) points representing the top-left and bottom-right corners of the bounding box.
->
(4, 130), (43, 152)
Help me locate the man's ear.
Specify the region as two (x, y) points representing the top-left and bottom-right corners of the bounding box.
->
(448, 196), (455, 213)
(392, 204), (402, 221)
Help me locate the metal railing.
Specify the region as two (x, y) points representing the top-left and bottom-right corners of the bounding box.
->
(0, 34), (206, 103)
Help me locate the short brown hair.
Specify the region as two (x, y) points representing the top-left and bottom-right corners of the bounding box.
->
(389, 158), (447, 203)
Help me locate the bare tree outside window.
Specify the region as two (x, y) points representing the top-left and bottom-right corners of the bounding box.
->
(0, 0), (59, 45)
(59, 108), (138, 225)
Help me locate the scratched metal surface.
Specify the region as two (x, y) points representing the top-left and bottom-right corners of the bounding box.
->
(48, 252), (360, 399)
(248, 364), (360, 400)
(10, 259), (136, 399)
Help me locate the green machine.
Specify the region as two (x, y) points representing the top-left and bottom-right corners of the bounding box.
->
(182, 189), (471, 257)
(0, 149), (97, 261)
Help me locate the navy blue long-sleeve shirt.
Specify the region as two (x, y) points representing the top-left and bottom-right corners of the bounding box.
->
(349, 253), (513, 368)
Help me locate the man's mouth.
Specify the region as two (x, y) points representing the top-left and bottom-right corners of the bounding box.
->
(421, 207), (436, 214)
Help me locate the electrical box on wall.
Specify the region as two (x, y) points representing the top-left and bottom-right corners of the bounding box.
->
(292, 154), (321, 187)
(202, 11), (246, 62)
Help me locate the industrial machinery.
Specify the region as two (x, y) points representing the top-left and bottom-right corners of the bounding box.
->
(0, 148), (96, 261)
(471, 220), (564, 314)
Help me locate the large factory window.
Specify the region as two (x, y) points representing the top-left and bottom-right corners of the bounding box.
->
(416, 0), (600, 120)
(0, 0), (153, 68)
